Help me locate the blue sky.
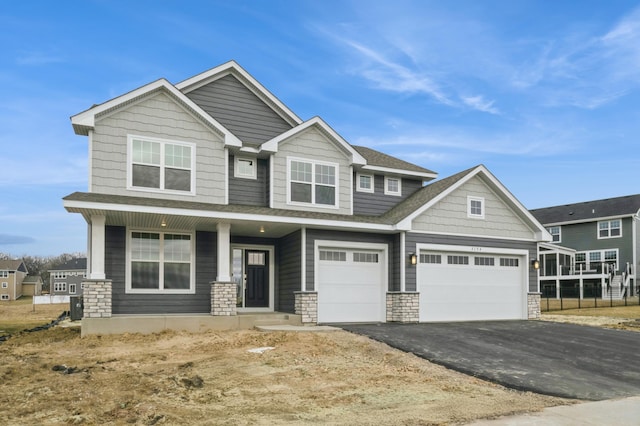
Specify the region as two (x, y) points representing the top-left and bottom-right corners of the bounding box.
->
(1, 0), (639, 256)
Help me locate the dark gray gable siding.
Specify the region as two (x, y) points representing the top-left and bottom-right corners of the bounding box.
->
(305, 229), (398, 292)
(106, 226), (216, 315)
(353, 175), (423, 216)
(185, 74), (293, 147)
(277, 230), (302, 313)
(228, 156), (269, 206)
(405, 233), (538, 293)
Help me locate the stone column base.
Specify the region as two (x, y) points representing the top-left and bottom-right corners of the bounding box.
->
(386, 292), (419, 323)
(294, 291), (318, 324)
(527, 293), (541, 319)
(211, 282), (237, 316)
(82, 279), (113, 318)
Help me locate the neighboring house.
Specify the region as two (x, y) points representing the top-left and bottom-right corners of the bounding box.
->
(22, 275), (43, 296)
(64, 60), (550, 334)
(48, 258), (88, 297)
(0, 260), (28, 301)
(530, 195), (639, 299)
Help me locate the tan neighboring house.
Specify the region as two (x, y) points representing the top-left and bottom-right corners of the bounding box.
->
(22, 275), (43, 296)
(0, 260), (28, 301)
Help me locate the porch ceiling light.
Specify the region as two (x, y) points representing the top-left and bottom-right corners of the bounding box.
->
(531, 259), (540, 270)
(410, 253), (417, 266)
(161, 218), (167, 228)
(259, 226), (265, 233)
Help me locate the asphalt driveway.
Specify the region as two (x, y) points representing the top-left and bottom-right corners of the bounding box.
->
(339, 321), (640, 400)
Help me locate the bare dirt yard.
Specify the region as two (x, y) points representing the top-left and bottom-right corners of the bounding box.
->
(0, 300), (571, 425)
(541, 304), (640, 332)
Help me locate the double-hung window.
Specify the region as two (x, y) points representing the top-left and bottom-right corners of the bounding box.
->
(548, 226), (561, 243)
(598, 220), (621, 239)
(288, 158), (338, 207)
(129, 135), (195, 194)
(128, 231), (194, 293)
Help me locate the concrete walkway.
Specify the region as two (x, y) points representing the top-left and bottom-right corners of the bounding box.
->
(466, 396), (640, 425)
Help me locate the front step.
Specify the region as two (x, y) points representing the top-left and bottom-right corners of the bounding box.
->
(238, 313), (303, 328)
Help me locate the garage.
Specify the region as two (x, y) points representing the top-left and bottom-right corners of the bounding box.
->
(316, 243), (387, 323)
(418, 246), (527, 322)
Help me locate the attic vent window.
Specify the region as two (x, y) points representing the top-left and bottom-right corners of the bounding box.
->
(235, 157), (257, 179)
(467, 196), (485, 219)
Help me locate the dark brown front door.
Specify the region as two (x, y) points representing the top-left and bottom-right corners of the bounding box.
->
(245, 250), (269, 308)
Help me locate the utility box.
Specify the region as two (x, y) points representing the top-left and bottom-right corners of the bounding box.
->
(70, 296), (83, 321)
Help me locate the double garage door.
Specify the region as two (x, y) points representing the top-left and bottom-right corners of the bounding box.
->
(418, 247), (527, 322)
(316, 244), (386, 323)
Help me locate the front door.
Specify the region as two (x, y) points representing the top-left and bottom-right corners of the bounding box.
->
(245, 250), (269, 308)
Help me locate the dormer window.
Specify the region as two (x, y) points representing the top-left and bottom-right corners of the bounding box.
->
(357, 173), (374, 193)
(384, 177), (401, 196)
(467, 196), (485, 219)
(234, 157), (257, 179)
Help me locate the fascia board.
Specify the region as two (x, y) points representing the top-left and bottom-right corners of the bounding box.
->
(540, 213), (635, 227)
(361, 164), (438, 180)
(261, 117), (367, 165)
(70, 79), (242, 147)
(176, 60), (302, 126)
(63, 199), (395, 232)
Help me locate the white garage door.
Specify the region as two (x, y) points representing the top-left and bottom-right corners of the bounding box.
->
(418, 249), (526, 322)
(317, 246), (386, 323)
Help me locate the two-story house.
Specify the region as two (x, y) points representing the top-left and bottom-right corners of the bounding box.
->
(48, 258), (88, 297)
(64, 61), (550, 335)
(530, 194), (639, 299)
(0, 260), (28, 301)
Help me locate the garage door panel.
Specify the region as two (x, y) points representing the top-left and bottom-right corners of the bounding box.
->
(317, 247), (385, 323)
(419, 249), (525, 322)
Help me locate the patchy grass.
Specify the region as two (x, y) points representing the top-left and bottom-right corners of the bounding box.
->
(541, 296), (640, 313)
(0, 296), (68, 335)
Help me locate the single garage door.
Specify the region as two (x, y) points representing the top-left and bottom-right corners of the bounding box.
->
(418, 249), (526, 322)
(317, 246), (386, 323)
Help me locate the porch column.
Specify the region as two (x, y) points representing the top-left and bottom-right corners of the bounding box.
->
(555, 279), (560, 300)
(216, 222), (231, 282)
(89, 215), (106, 280)
(579, 280), (584, 299)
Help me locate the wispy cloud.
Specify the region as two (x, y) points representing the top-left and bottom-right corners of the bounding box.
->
(16, 51), (65, 66)
(460, 95), (499, 114)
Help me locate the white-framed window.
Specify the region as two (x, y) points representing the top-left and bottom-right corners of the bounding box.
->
(548, 226), (561, 243)
(53, 272), (66, 279)
(234, 157), (257, 179)
(467, 196), (485, 219)
(69, 284), (76, 294)
(1, 294), (8, 300)
(1, 282), (7, 288)
(128, 135), (195, 194)
(356, 173), (374, 193)
(127, 231), (194, 293)
(319, 250), (346, 262)
(287, 157), (338, 207)
(420, 253), (442, 264)
(384, 177), (401, 196)
(54, 282), (67, 292)
(475, 256), (495, 266)
(598, 220), (621, 239)
(500, 258), (519, 267)
(0, 271), (8, 278)
(448, 255), (469, 265)
(353, 252), (379, 263)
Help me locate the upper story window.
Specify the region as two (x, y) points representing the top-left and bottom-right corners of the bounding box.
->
(128, 135), (195, 194)
(288, 157), (338, 208)
(0, 271), (7, 278)
(467, 196), (485, 219)
(53, 272), (66, 279)
(356, 173), (374, 193)
(384, 177), (401, 196)
(128, 231), (194, 293)
(548, 226), (561, 243)
(1, 282), (7, 288)
(598, 219), (621, 239)
(234, 157), (257, 179)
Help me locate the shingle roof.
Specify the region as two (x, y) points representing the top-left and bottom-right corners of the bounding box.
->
(381, 166), (477, 223)
(530, 194), (640, 225)
(0, 259), (27, 272)
(352, 146), (436, 176)
(49, 258), (87, 271)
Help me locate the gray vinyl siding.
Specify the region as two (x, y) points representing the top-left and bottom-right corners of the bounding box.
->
(184, 74), (293, 147)
(228, 156), (269, 206)
(91, 91), (227, 204)
(353, 175), (423, 216)
(271, 127), (352, 215)
(277, 230), (302, 313)
(106, 226), (216, 315)
(305, 229), (398, 292)
(405, 233), (538, 293)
